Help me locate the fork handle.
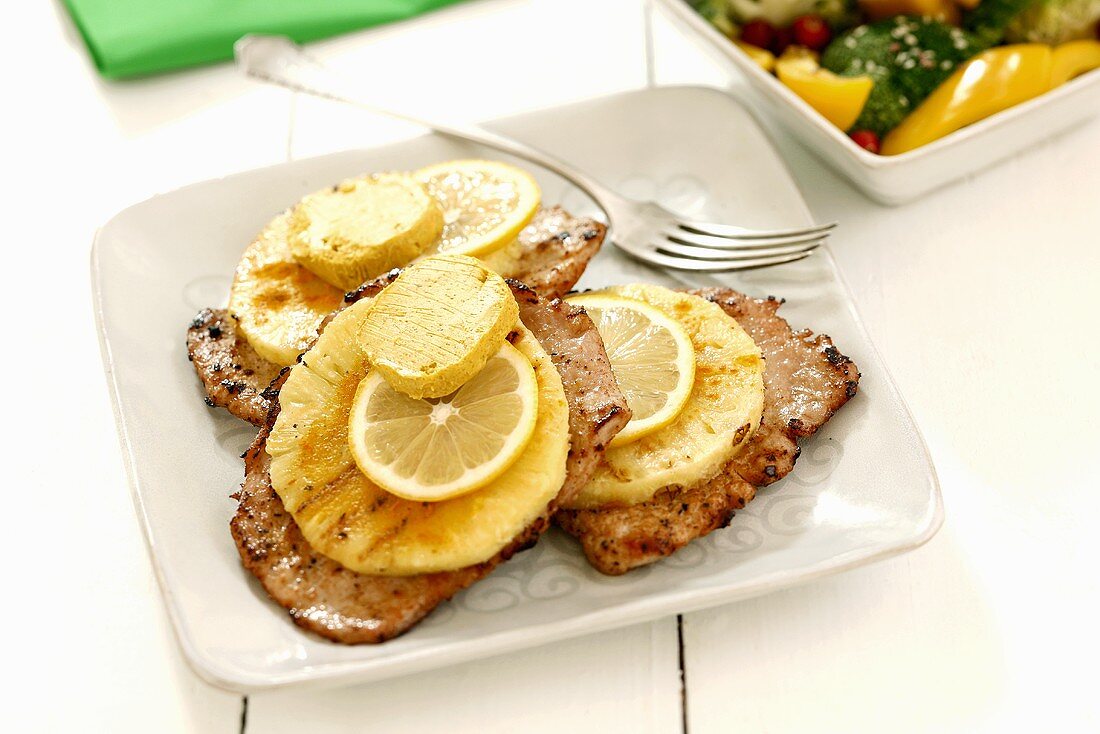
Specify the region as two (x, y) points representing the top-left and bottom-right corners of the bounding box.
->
(234, 35), (622, 220)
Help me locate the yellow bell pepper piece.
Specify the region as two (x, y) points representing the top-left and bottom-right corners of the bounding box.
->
(1050, 40), (1100, 87)
(881, 44), (1053, 155)
(859, 0), (960, 23)
(775, 48), (874, 131)
(735, 41), (776, 73)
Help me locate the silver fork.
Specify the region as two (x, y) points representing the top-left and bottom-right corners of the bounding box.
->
(234, 35), (834, 273)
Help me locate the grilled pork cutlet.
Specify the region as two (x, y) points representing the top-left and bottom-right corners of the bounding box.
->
(232, 278), (630, 643)
(188, 207), (607, 426)
(700, 289), (860, 487)
(556, 288), (860, 575)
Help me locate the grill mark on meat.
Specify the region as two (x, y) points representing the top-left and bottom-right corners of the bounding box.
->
(187, 208), (606, 425)
(556, 287), (860, 575)
(232, 279), (630, 643)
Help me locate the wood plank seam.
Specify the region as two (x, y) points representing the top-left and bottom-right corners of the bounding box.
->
(678, 614), (688, 734)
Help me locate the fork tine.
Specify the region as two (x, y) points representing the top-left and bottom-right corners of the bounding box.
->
(664, 228), (830, 250)
(637, 248), (814, 273)
(655, 238), (823, 262)
(677, 220), (837, 240)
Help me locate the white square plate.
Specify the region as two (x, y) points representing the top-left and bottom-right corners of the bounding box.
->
(656, 0), (1100, 205)
(93, 86), (941, 692)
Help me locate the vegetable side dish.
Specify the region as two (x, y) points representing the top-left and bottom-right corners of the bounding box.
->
(691, 0), (1100, 153)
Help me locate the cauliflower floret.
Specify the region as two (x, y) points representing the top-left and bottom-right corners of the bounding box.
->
(1005, 0), (1100, 44)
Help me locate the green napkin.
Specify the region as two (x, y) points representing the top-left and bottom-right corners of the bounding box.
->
(62, 0), (467, 79)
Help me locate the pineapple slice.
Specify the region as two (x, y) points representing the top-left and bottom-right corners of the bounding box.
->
(267, 298), (570, 576)
(563, 285), (765, 510)
(227, 212), (345, 366)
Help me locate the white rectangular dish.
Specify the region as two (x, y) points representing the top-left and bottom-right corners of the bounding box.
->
(93, 86), (941, 691)
(655, 0), (1100, 205)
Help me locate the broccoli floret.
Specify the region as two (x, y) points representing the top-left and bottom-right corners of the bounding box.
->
(822, 16), (983, 135)
(845, 84), (913, 137)
(1003, 0), (1100, 43)
(691, 0), (739, 36)
(964, 0), (1041, 46)
(726, 0), (859, 28)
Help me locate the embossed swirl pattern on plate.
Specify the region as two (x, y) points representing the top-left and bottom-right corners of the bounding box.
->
(441, 437), (841, 614)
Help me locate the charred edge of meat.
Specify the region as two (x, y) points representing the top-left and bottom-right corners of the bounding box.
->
(186, 308), (280, 426)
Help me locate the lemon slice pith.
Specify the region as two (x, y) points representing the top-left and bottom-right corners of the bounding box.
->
(349, 341), (539, 502)
(568, 293), (696, 447)
(415, 160), (540, 258)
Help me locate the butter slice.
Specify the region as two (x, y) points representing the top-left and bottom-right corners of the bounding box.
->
(359, 254), (518, 399)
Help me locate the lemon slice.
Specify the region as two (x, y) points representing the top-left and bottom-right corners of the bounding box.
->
(568, 293), (696, 447)
(415, 160), (540, 258)
(348, 341), (539, 502)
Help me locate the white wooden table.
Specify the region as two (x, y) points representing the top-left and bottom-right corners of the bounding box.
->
(7, 1), (1099, 731)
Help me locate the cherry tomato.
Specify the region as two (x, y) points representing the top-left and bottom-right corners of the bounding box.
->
(740, 19), (776, 50)
(791, 14), (832, 52)
(849, 130), (881, 154)
(772, 26), (793, 55)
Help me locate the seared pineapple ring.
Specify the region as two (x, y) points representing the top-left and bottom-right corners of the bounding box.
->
(267, 298), (570, 576)
(564, 285), (765, 510)
(228, 212), (345, 366)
